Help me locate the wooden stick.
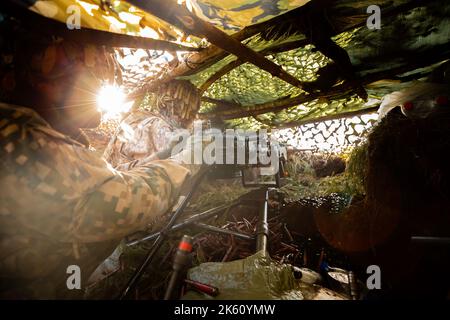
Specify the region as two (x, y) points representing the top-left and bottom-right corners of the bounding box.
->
(58, 28), (199, 51)
(2, 2), (199, 52)
(199, 39), (310, 93)
(188, 15), (306, 89)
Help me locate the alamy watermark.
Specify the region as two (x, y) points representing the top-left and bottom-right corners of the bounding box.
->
(34, 2), (81, 29)
(66, 264), (81, 290)
(66, 5), (81, 30)
(367, 5), (381, 30)
(366, 264), (381, 289)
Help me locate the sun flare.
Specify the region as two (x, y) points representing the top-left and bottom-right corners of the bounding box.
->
(96, 85), (132, 120)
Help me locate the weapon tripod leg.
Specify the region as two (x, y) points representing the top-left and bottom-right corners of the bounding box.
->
(119, 168), (209, 300)
(256, 188), (269, 255)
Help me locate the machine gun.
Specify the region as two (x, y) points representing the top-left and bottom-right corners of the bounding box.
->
(119, 129), (288, 299)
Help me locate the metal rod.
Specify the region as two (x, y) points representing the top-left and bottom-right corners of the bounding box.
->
(126, 202), (238, 246)
(193, 223), (254, 240)
(256, 189), (269, 255)
(411, 236), (450, 246)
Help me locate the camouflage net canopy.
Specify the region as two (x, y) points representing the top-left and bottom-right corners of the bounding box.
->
(120, 0), (449, 135)
(183, 0), (450, 128)
(186, 32), (364, 123)
(21, 0), (450, 137)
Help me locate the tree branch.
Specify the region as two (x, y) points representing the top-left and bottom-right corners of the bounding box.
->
(2, 2), (199, 52)
(199, 39), (309, 93)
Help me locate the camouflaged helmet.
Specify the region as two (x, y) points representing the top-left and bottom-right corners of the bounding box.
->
(151, 79), (201, 128)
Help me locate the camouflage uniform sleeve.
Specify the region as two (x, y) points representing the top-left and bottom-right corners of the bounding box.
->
(102, 111), (178, 168)
(0, 104), (191, 244)
(71, 159), (191, 242)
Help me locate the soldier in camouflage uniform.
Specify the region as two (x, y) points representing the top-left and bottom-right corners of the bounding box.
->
(103, 80), (201, 170)
(0, 12), (193, 299)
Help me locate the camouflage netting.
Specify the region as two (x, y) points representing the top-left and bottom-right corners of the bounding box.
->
(114, 0), (448, 131)
(273, 113), (378, 153)
(63, 0), (448, 157)
(22, 0), (444, 134)
(24, 0), (450, 130)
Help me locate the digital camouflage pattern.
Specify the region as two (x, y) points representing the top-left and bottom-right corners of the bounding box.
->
(0, 103), (190, 298)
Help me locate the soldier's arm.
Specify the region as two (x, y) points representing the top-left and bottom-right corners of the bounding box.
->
(71, 159), (191, 243)
(1, 105), (193, 244)
(0, 109), (190, 244)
